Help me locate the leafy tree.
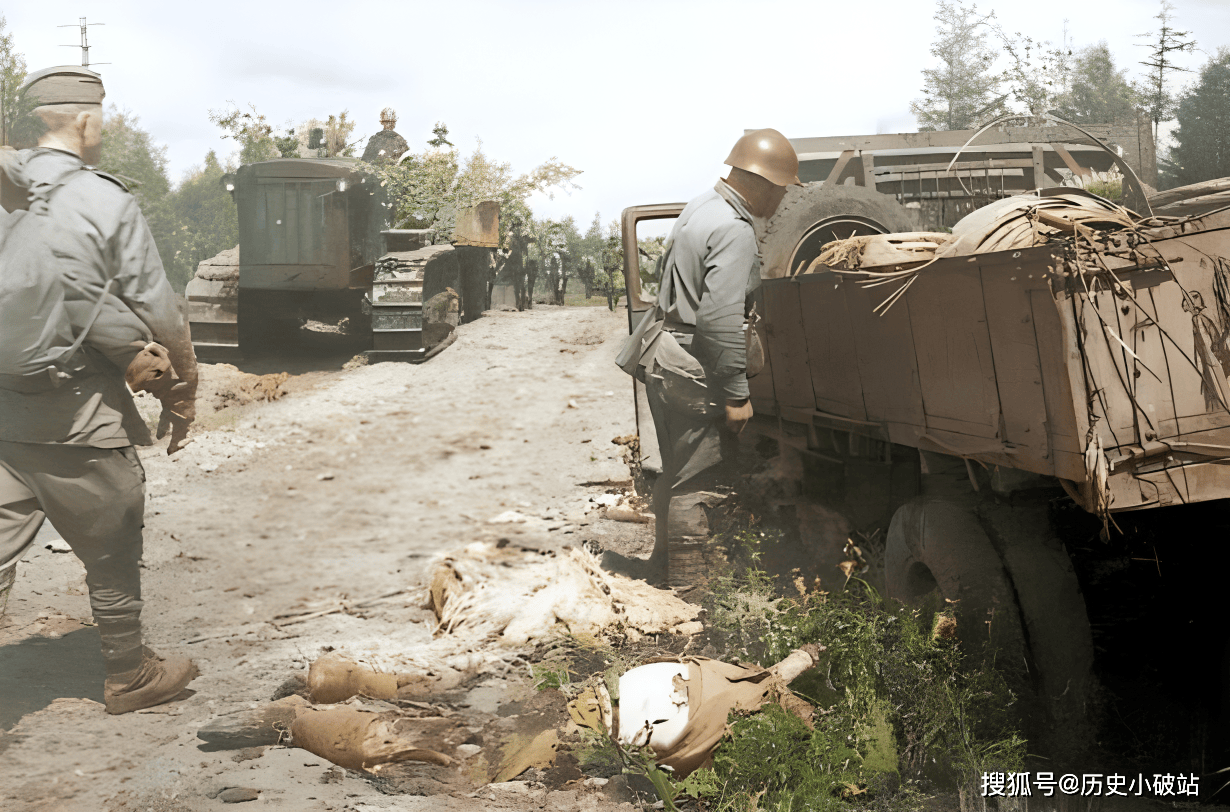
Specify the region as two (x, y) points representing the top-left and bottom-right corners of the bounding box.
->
(428, 122), (453, 148)
(910, 1), (1005, 131)
(1159, 48), (1230, 190)
(532, 216), (578, 306)
(99, 106), (171, 202)
(160, 151), (239, 291)
(366, 138), (581, 247)
(0, 13), (27, 147)
(599, 219), (625, 312)
(208, 101), (279, 165)
(273, 128), (299, 158)
(1136, 0), (1198, 141)
(295, 112), (360, 158)
(1054, 42), (1143, 124)
(992, 24), (1071, 117)
(497, 217), (535, 310)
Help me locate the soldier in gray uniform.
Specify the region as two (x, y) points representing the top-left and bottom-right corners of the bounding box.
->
(612, 129), (802, 584)
(0, 66), (200, 714)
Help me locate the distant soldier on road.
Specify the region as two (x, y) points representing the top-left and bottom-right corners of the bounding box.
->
(0, 66), (200, 713)
(612, 129), (802, 584)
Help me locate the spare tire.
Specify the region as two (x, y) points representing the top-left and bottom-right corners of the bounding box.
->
(760, 183), (919, 278)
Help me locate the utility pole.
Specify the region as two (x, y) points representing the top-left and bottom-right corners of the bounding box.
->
(59, 17), (110, 69)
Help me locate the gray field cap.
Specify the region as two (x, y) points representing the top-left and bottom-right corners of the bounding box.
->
(20, 66), (105, 105)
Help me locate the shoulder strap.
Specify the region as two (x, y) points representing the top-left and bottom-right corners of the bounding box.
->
(88, 169), (131, 192)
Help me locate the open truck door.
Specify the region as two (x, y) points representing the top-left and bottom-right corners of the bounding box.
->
(621, 203), (685, 477)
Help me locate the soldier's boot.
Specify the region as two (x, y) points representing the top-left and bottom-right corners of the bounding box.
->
(104, 645), (199, 715)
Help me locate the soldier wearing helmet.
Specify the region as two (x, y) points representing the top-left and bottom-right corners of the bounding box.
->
(612, 129), (801, 584)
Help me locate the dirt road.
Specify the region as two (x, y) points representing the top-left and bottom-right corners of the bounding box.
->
(0, 306), (656, 811)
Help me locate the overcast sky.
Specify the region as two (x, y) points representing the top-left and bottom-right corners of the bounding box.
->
(6, 0), (1229, 232)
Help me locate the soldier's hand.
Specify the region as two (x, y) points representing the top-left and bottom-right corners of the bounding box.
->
(725, 398), (753, 434)
(156, 381), (197, 455)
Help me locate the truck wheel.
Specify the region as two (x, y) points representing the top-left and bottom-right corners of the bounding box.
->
(885, 496), (1028, 660)
(886, 496), (1096, 757)
(977, 500), (1096, 758)
(760, 183), (919, 278)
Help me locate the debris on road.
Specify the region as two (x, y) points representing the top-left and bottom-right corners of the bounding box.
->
(196, 696), (308, 751)
(427, 541), (700, 646)
(307, 653), (399, 704)
(289, 704), (458, 773)
(611, 645), (823, 777)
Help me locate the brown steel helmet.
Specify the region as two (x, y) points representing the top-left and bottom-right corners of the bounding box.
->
(724, 128), (802, 187)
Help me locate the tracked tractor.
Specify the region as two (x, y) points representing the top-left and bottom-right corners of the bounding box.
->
(184, 159), (499, 362)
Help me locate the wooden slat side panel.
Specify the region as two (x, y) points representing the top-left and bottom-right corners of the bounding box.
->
(797, 275), (867, 420)
(908, 264), (1000, 437)
(844, 281), (926, 427)
(978, 258), (1051, 468)
(761, 279), (816, 409)
(1130, 284), (1179, 441)
(1072, 289), (1138, 450)
(1032, 289), (1085, 462)
(1151, 275), (1210, 421)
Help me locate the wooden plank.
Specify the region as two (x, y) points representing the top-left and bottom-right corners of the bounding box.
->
(978, 257), (1051, 466)
(1070, 287), (1138, 449)
(859, 154), (875, 188)
(761, 279), (816, 409)
(824, 150), (857, 186)
(1151, 270), (1211, 420)
(796, 274), (866, 419)
(843, 278), (926, 428)
(1031, 289), (1084, 469)
(1128, 284), (1177, 441)
(1051, 144), (1092, 179)
(907, 263), (1000, 438)
(1031, 146), (1046, 190)
(1149, 177), (1230, 209)
(876, 158), (1034, 174)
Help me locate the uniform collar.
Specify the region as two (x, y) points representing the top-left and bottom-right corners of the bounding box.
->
(714, 178), (755, 225)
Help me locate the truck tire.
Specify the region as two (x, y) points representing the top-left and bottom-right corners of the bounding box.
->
(886, 496), (1096, 757)
(885, 496), (1027, 656)
(977, 500), (1096, 758)
(760, 183), (919, 278)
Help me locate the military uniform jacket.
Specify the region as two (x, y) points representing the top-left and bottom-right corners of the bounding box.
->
(0, 148), (187, 447)
(655, 180), (761, 400)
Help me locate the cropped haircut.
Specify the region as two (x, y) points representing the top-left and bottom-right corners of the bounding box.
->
(8, 102), (100, 149)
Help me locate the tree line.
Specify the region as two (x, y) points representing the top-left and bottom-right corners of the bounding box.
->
(910, 0), (1228, 190)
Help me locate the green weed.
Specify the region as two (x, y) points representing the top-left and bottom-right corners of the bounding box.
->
(678, 525), (1027, 809)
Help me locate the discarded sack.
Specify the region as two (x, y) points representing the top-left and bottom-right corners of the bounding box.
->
(290, 706), (455, 773)
(614, 646), (823, 778)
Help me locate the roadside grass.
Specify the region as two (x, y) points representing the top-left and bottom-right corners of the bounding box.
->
(521, 518), (1026, 810)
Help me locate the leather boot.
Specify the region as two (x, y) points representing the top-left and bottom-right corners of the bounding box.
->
(103, 645), (199, 715)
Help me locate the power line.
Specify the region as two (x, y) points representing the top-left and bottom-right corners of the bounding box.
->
(58, 17), (110, 69)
